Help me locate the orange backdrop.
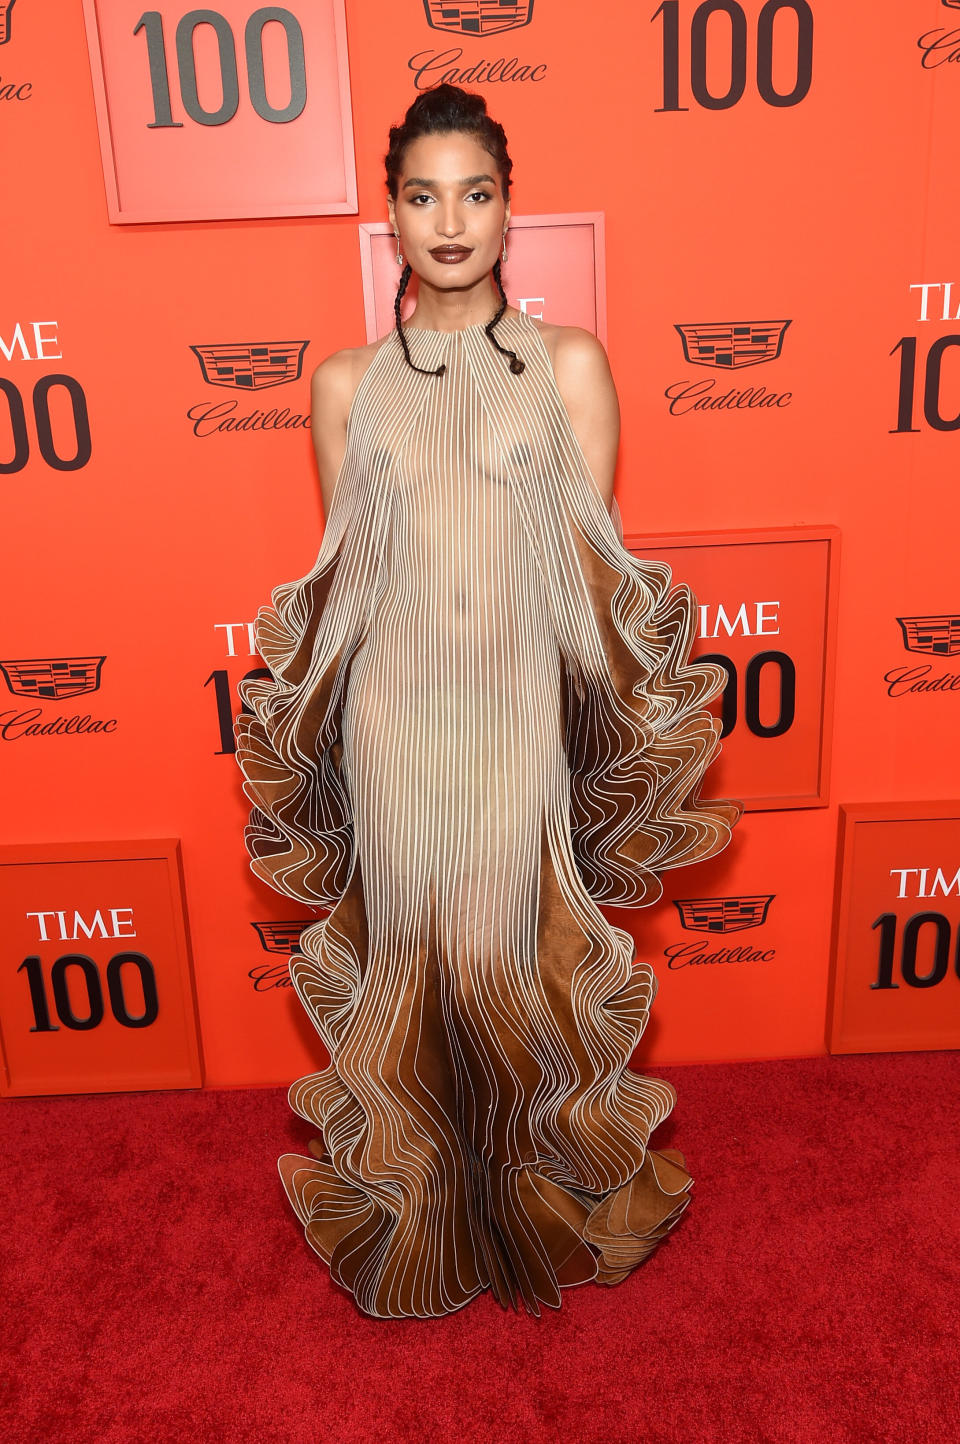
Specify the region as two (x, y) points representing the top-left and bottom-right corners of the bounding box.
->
(2, 0), (959, 1087)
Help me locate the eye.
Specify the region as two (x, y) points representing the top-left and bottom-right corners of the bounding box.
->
(407, 190), (493, 206)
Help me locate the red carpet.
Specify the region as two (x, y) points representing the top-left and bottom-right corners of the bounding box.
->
(2, 1050), (957, 1443)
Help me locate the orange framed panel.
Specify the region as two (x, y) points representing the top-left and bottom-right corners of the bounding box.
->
(621, 525), (840, 812)
(80, 0), (358, 222)
(827, 801), (960, 1056)
(358, 212), (608, 345)
(0, 839), (204, 1096)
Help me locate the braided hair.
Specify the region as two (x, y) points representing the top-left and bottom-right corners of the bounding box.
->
(385, 84), (525, 379)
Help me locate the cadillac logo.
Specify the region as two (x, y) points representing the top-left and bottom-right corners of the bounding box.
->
(190, 341), (308, 391)
(422, 0), (534, 36)
(251, 920), (316, 954)
(674, 895), (774, 933)
(675, 321), (791, 369)
(0, 655), (105, 699)
(897, 614), (960, 656)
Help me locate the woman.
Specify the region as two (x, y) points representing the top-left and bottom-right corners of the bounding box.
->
(235, 84), (742, 1320)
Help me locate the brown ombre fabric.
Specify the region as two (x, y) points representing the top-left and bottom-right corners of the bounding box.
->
(235, 310), (742, 1318)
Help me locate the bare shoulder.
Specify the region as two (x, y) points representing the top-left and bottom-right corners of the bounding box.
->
(309, 333), (389, 421)
(524, 317), (613, 387)
(523, 317), (620, 510)
(309, 333), (391, 516)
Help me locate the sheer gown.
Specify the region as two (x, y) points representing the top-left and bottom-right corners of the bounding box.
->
(234, 309), (742, 1319)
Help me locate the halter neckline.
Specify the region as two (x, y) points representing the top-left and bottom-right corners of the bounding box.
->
(402, 310), (526, 336)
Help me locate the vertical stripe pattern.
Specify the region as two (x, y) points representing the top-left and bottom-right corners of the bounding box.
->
(234, 311), (742, 1318)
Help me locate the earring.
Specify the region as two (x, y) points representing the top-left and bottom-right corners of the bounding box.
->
(502, 232), (508, 263)
(395, 232), (403, 267)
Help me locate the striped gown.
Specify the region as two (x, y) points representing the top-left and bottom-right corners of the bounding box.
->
(234, 309), (742, 1319)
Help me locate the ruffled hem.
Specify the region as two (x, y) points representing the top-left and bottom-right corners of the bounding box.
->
(276, 1140), (692, 1318)
(581, 1146), (694, 1285)
(268, 900), (695, 1321)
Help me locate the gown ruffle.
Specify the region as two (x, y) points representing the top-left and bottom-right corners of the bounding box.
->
(234, 311), (742, 1318)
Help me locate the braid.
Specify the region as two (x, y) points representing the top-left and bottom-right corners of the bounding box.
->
(485, 259), (525, 375)
(394, 261), (447, 378)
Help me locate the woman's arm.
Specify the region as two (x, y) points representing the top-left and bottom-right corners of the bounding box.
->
(309, 349), (358, 520)
(550, 327), (621, 512)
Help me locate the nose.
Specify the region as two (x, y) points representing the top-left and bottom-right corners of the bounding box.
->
(436, 200), (465, 239)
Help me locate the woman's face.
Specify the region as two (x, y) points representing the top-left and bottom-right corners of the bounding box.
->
(388, 131), (509, 289)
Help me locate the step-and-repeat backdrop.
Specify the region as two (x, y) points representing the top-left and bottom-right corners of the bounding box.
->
(2, 0), (959, 1095)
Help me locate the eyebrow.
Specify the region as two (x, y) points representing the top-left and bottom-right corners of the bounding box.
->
(401, 174), (496, 190)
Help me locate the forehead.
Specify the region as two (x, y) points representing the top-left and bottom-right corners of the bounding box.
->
(398, 131), (499, 182)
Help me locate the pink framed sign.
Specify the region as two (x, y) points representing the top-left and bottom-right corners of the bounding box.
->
(80, 0), (357, 222)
